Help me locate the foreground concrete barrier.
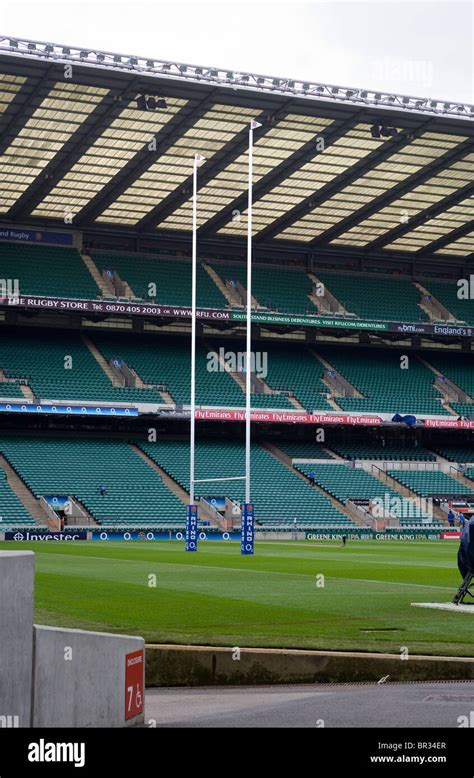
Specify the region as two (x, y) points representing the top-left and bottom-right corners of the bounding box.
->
(33, 626), (145, 727)
(146, 644), (474, 686)
(0, 550), (145, 728)
(0, 551), (34, 727)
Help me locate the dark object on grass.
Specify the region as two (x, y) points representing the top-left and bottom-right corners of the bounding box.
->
(453, 517), (474, 605)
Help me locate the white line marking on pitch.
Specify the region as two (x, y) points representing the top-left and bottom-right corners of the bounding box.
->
(34, 552), (454, 590)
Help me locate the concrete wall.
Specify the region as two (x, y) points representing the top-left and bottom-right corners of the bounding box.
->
(146, 644), (474, 687)
(0, 550), (34, 726)
(0, 550), (145, 728)
(32, 625), (144, 728)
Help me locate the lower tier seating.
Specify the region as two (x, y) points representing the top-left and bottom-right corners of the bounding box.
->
(0, 471), (36, 527)
(388, 469), (474, 498)
(139, 438), (352, 529)
(302, 463), (442, 526)
(0, 437), (185, 527)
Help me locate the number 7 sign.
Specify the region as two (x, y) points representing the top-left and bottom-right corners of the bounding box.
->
(125, 649), (145, 720)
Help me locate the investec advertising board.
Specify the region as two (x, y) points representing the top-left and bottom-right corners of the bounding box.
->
(4, 531), (88, 541)
(3, 295), (472, 339)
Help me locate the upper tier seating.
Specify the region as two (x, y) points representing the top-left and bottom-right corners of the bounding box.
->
(0, 329), (160, 404)
(0, 243), (100, 299)
(92, 253), (227, 309)
(317, 272), (428, 322)
(0, 437), (184, 527)
(212, 262), (315, 315)
(423, 279), (474, 325)
(319, 346), (449, 415)
(139, 438), (352, 529)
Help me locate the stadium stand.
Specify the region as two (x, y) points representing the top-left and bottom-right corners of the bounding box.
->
(0, 243), (100, 299)
(451, 403), (474, 419)
(277, 442), (335, 459)
(388, 469), (474, 498)
(299, 463), (442, 527)
(423, 279), (474, 324)
(256, 341), (333, 411)
(328, 441), (436, 461)
(0, 329), (161, 403)
(0, 382), (24, 398)
(92, 332), (294, 408)
(2, 325), (470, 416)
(425, 351), (474, 396)
(0, 471), (37, 527)
(92, 253), (227, 308)
(0, 437), (185, 528)
(432, 446), (474, 462)
(319, 346), (450, 415)
(139, 438), (353, 529)
(317, 272), (428, 322)
(0, 36), (472, 573)
(211, 262), (316, 314)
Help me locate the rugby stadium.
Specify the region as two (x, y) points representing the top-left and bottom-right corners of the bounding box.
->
(0, 34), (473, 735)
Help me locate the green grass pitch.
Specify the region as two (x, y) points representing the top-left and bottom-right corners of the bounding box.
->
(1, 539), (470, 656)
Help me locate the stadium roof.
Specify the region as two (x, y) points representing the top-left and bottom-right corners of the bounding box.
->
(0, 35), (472, 262)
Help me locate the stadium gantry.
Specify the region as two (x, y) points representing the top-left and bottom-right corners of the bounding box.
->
(0, 34), (472, 262)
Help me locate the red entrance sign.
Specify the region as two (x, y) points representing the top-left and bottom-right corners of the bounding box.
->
(125, 649), (144, 720)
(442, 532), (461, 540)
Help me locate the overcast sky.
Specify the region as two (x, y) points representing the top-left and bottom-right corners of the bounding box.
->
(0, 0), (472, 103)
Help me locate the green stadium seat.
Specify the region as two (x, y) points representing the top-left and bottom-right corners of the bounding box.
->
(0, 243), (100, 299)
(0, 437), (185, 528)
(317, 271), (428, 322)
(92, 252), (227, 309)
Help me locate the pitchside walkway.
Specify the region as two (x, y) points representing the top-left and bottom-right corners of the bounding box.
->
(145, 680), (474, 728)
